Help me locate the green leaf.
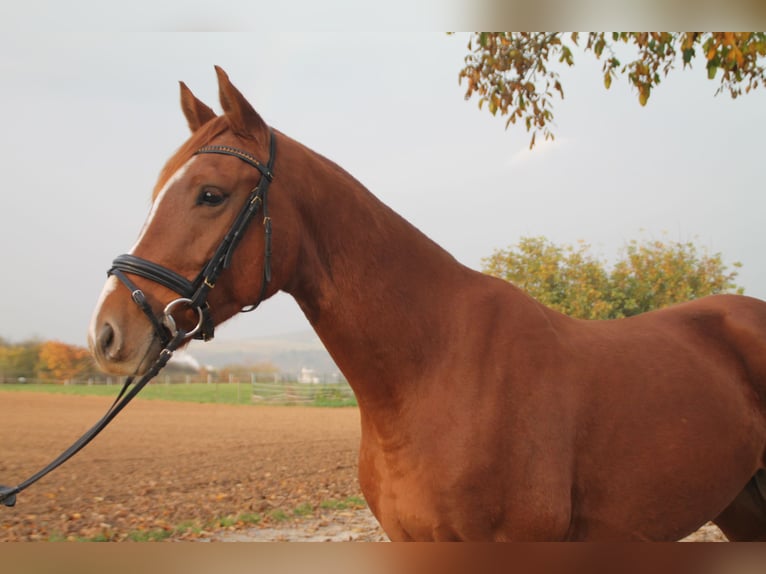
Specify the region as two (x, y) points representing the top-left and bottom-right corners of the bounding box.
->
(594, 39), (604, 57)
(682, 47), (695, 65)
(560, 45), (573, 66)
(707, 62), (718, 79)
(604, 73), (612, 90)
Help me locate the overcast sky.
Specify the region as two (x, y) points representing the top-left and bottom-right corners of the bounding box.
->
(1, 32), (764, 349)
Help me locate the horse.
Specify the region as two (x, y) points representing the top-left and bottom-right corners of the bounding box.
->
(88, 67), (766, 541)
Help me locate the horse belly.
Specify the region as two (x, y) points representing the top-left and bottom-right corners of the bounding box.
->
(571, 361), (766, 540)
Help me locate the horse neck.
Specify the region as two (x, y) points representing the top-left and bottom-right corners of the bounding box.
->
(278, 137), (471, 408)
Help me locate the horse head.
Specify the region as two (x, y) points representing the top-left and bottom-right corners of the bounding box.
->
(88, 67), (297, 375)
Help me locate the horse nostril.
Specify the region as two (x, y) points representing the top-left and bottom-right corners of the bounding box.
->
(97, 322), (122, 361)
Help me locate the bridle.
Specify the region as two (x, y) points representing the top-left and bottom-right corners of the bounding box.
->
(0, 130), (276, 508)
(110, 128), (277, 344)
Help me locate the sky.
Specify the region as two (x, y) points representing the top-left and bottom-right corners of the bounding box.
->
(1, 31), (765, 349)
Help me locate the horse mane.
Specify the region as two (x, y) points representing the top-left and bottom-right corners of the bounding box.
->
(152, 117), (229, 200)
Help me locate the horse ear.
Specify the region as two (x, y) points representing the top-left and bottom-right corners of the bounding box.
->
(179, 81), (217, 132)
(215, 65), (267, 139)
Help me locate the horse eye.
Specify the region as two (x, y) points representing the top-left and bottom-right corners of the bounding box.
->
(197, 187), (226, 207)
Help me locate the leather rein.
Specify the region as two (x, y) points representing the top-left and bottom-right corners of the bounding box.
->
(0, 130), (276, 507)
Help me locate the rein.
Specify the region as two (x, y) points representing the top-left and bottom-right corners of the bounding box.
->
(0, 131), (276, 508)
(0, 331), (187, 507)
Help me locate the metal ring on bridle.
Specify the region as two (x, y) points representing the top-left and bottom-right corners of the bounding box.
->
(163, 298), (205, 339)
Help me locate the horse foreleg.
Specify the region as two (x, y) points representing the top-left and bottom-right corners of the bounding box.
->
(712, 470), (766, 541)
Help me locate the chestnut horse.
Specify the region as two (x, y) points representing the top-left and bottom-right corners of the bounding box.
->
(88, 67), (766, 541)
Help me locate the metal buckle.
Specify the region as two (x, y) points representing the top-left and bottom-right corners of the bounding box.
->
(162, 298), (205, 339)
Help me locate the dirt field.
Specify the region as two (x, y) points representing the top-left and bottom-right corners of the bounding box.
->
(0, 392), (724, 541)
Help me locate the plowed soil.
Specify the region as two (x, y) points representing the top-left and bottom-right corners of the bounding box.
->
(0, 392), (724, 541)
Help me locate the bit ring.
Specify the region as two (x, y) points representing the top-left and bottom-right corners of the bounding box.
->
(163, 298), (204, 339)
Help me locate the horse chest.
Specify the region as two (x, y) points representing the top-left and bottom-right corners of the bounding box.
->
(357, 459), (473, 540)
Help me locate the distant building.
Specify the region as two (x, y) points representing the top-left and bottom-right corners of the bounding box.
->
(298, 367), (320, 384)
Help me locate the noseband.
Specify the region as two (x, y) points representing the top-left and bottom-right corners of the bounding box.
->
(109, 129), (276, 344)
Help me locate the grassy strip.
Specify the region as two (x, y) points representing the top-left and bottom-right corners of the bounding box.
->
(0, 382), (356, 408)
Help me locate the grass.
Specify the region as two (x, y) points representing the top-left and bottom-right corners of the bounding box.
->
(319, 496), (367, 510)
(127, 529), (174, 542)
(0, 381), (357, 408)
(267, 509), (290, 522)
(235, 512), (263, 526)
(292, 502), (314, 517)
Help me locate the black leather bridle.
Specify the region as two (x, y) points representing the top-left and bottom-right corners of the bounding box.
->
(110, 129), (276, 344)
(0, 131), (276, 508)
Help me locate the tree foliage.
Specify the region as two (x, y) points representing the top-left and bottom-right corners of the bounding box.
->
(482, 236), (743, 320)
(36, 341), (94, 382)
(0, 339), (95, 382)
(0, 340), (42, 380)
(458, 32), (766, 148)
(609, 238), (744, 317)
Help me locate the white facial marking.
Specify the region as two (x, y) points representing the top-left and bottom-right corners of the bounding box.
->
(129, 156), (197, 254)
(90, 157), (197, 347)
(89, 275), (119, 345)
